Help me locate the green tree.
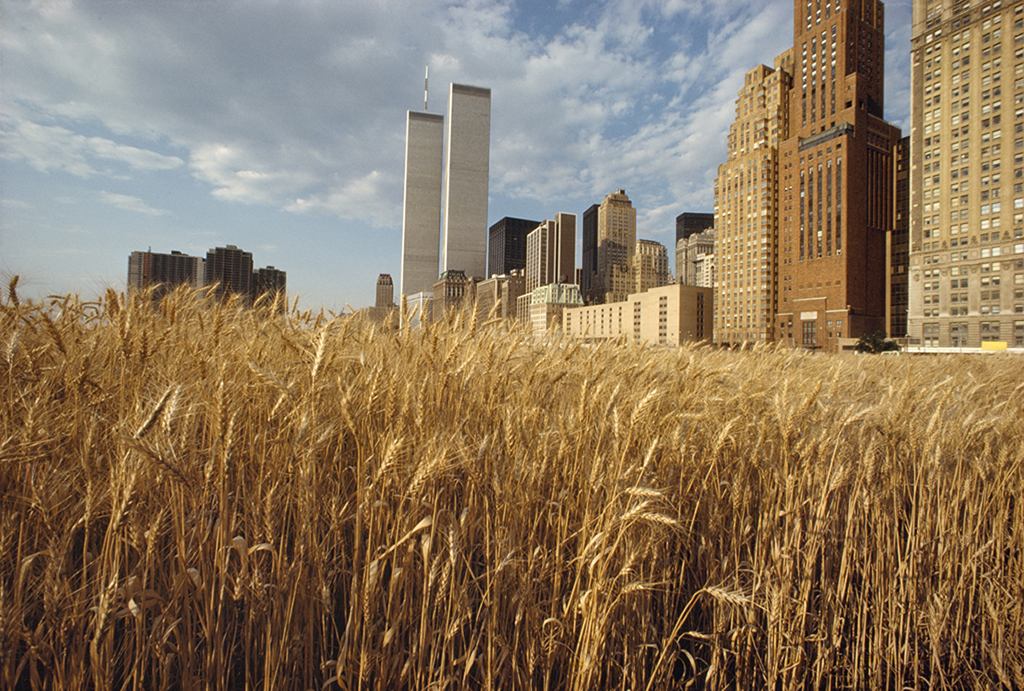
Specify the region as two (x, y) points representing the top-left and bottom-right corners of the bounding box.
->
(855, 331), (900, 353)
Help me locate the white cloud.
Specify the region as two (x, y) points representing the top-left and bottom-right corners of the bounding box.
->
(0, 115), (184, 178)
(99, 192), (172, 216)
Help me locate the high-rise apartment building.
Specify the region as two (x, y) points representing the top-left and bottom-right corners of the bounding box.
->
(205, 245), (254, 302)
(908, 0), (1024, 349)
(715, 59), (793, 346)
(632, 239), (670, 294)
(252, 266), (287, 310)
(525, 213), (576, 292)
(128, 249), (204, 301)
(775, 0), (902, 351)
(594, 190), (638, 304)
(401, 111), (445, 297)
(442, 84), (491, 280)
(581, 204), (600, 303)
(488, 217), (539, 277)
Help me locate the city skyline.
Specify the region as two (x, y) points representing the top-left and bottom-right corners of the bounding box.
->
(1, 0), (912, 311)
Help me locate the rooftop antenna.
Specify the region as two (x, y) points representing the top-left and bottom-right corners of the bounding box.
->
(424, 65), (429, 111)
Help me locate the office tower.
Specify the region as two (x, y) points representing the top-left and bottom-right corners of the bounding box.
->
(775, 0), (901, 351)
(476, 272), (525, 321)
(715, 59), (793, 345)
(909, 0), (1024, 349)
(595, 190), (637, 304)
(376, 274), (394, 309)
(891, 136), (909, 341)
(694, 250), (717, 289)
(675, 212), (715, 244)
(401, 111), (445, 297)
(442, 84), (491, 280)
(632, 239), (670, 294)
(252, 266), (287, 310)
(581, 204), (600, 303)
(205, 245), (254, 302)
(525, 212), (577, 292)
(488, 217), (539, 276)
(127, 249), (204, 301)
(676, 229), (717, 286)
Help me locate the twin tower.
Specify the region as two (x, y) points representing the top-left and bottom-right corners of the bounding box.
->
(400, 83), (492, 298)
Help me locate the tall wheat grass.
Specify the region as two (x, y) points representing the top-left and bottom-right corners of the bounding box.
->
(1, 281), (1022, 690)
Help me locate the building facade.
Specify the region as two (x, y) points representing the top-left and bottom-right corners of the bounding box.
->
(775, 0), (902, 351)
(205, 245), (254, 303)
(595, 190), (638, 304)
(400, 111), (445, 297)
(891, 135), (910, 340)
(581, 204), (600, 303)
(488, 217), (538, 277)
(524, 282), (584, 340)
(632, 239), (670, 294)
(476, 272), (526, 321)
(128, 249), (204, 301)
(676, 229), (717, 287)
(376, 274), (394, 309)
(442, 84), (491, 280)
(525, 213), (576, 292)
(564, 283), (714, 346)
(675, 212), (715, 244)
(715, 58), (792, 346)
(908, 0), (1024, 349)
(252, 266), (287, 310)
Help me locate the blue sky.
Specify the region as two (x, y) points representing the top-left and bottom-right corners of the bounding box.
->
(1, 0), (912, 311)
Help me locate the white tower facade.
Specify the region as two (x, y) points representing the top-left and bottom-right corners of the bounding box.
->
(400, 111), (445, 297)
(442, 84), (491, 280)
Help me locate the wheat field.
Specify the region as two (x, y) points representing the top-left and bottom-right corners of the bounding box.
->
(1, 283), (1022, 690)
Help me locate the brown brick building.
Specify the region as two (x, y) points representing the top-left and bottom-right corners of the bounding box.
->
(775, 0), (902, 350)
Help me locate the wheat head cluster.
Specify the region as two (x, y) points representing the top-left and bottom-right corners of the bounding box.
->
(1, 281), (1022, 690)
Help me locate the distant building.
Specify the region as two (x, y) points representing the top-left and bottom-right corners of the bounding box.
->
(580, 204), (600, 303)
(405, 291), (433, 326)
(564, 283), (713, 346)
(523, 282), (584, 340)
(205, 245), (254, 303)
(432, 269), (474, 320)
(376, 274), (395, 310)
(594, 190), (637, 304)
(488, 217), (539, 277)
(476, 272), (525, 322)
(525, 213), (576, 292)
(400, 111), (445, 297)
(676, 230), (716, 287)
(127, 249), (204, 301)
(442, 84), (491, 280)
(675, 212), (714, 244)
(252, 266), (287, 311)
(631, 239), (670, 294)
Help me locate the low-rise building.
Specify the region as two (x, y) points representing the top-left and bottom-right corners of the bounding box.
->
(564, 283), (713, 346)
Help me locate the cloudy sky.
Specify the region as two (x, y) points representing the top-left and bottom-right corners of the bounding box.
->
(1, 0), (912, 310)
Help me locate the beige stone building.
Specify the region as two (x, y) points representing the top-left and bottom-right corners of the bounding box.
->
(594, 190), (638, 303)
(714, 58), (792, 346)
(564, 283), (713, 346)
(909, 0), (1024, 349)
(517, 283), (584, 339)
(475, 272), (525, 321)
(631, 239), (670, 294)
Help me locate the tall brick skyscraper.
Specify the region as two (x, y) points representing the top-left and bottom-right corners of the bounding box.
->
(775, 0), (901, 350)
